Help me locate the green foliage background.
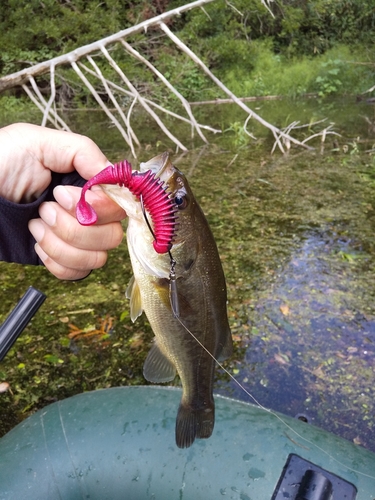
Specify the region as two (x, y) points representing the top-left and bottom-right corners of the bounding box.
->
(0, 0), (374, 106)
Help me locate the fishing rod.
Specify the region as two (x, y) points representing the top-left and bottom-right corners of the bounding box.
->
(0, 287), (46, 361)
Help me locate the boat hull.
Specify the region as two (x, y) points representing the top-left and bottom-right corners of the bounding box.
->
(0, 386), (374, 499)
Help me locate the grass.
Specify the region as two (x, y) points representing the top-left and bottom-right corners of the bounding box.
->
(221, 42), (375, 99)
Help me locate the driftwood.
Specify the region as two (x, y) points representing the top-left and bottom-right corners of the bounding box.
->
(189, 93), (319, 105)
(0, 0), (333, 155)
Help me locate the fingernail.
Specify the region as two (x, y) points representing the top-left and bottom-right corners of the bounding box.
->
(54, 185), (73, 210)
(34, 243), (48, 263)
(39, 203), (57, 226)
(28, 219), (45, 242)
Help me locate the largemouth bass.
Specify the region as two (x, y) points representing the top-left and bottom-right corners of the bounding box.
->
(99, 152), (232, 448)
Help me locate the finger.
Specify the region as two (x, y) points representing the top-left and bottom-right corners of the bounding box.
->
(28, 218), (109, 270)
(27, 123), (110, 179)
(0, 123), (111, 187)
(37, 201), (124, 251)
(34, 245), (92, 281)
(53, 185), (127, 224)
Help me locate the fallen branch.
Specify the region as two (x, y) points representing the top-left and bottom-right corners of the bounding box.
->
(159, 21), (313, 152)
(0, 0), (217, 93)
(0, 0), (333, 153)
(120, 40), (208, 143)
(100, 44), (188, 152)
(190, 95), (285, 105)
(71, 60), (134, 152)
(76, 62), (221, 134)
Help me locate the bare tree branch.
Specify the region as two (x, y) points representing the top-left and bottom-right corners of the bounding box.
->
(0, 0), (217, 92)
(78, 61), (221, 134)
(159, 21), (313, 152)
(0, 0), (331, 153)
(86, 55), (138, 156)
(120, 40), (208, 144)
(100, 44), (188, 152)
(71, 60), (133, 150)
(42, 64), (56, 127)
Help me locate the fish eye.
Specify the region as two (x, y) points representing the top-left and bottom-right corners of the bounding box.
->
(174, 193), (188, 210)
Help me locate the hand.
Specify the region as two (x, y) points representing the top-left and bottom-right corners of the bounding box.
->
(0, 123), (126, 280)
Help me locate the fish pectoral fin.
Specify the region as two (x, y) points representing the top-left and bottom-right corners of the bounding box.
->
(126, 275), (143, 322)
(143, 342), (177, 383)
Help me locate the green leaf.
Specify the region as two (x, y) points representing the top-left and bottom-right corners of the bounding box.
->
(120, 310), (129, 321)
(44, 354), (64, 365)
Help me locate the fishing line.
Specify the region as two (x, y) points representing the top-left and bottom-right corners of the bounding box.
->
(170, 296), (375, 480)
(140, 194), (156, 241)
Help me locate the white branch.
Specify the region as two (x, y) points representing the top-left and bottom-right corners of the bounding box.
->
(71, 60), (134, 151)
(79, 61), (221, 134)
(29, 76), (70, 130)
(77, 61), (141, 148)
(261, 0), (275, 18)
(100, 44), (188, 151)
(243, 113), (257, 140)
(86, 55), (138, 157)
(26, 77), (71, 131)
(121, 40), (208, 144)
(0, 0), (217, 92)
(159, 22), (312, 152)
(42, 64), (56, 127)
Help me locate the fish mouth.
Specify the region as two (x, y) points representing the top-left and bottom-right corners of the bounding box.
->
(140, 152), (186, 247)
(140, 152), (175, 184)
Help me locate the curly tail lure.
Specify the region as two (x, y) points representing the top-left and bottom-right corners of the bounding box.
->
(76, 159), (180, 318)
(76, 160), (177, 254)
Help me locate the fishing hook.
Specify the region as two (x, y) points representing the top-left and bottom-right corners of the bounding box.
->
(168, 253), (180, 318)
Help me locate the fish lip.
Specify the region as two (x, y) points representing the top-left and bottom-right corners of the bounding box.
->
(139, 152), (171, 179)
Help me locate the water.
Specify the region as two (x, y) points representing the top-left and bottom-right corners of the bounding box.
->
(0, 97), (375, 452)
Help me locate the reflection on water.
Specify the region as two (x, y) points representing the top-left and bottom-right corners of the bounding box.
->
(1, 98), (375, 452)
(217, 228), (375, 449)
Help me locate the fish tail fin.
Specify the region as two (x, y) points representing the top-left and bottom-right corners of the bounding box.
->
(175, 402), (215, 448)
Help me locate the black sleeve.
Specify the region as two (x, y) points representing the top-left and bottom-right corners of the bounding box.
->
(0, 171), (86, 266)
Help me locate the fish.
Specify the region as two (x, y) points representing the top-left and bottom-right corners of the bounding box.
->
(101, 152), (233, 448)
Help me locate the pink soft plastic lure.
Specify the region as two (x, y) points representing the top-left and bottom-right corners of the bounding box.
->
(76, 160), (177, 254)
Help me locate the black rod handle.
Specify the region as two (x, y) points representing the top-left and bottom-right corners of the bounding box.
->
(0, 287), (46, 361)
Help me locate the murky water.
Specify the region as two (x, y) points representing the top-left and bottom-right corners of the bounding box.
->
(0, 98), (375, 451)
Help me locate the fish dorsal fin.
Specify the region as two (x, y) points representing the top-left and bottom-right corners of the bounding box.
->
(126, 276), (143, 322)
(143, 342), (177, 383)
